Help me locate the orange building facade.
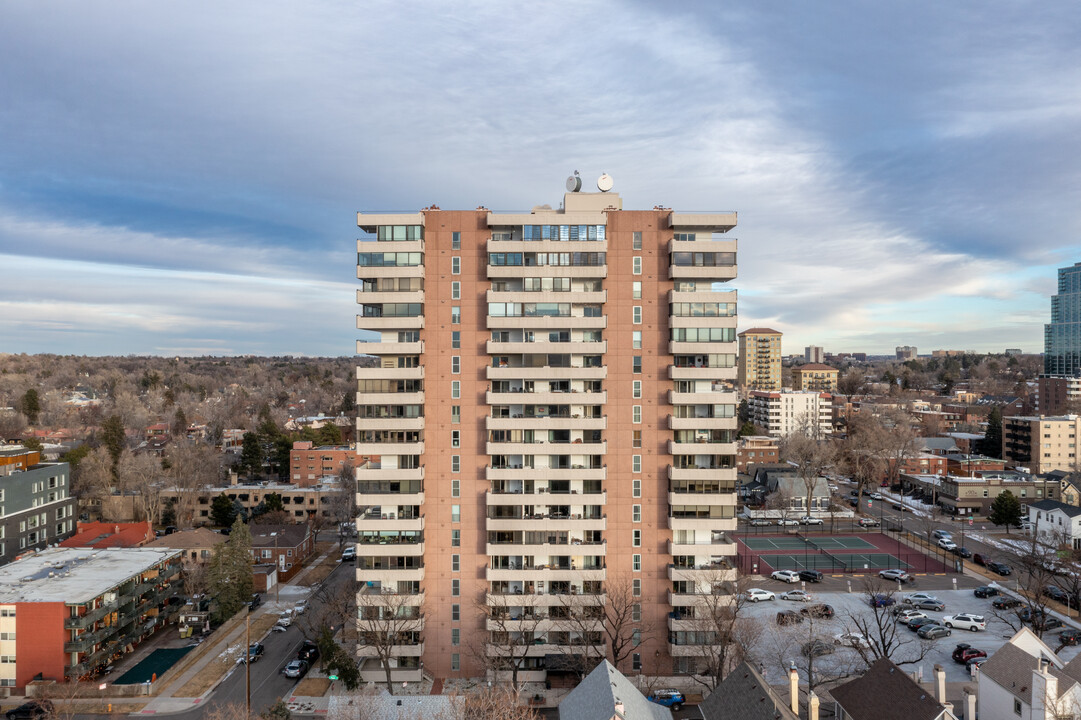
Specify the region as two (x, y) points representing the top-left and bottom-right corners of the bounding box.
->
(355, 181), (739, 683)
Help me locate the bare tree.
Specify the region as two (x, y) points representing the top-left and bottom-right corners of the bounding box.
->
(116, 451), (162, 521)
(764, 483), (799, 526)
(447, 686), (541, 720)
(685, 571), (763, 691)
(181, 556), (209, 598)
(841, 414), (887, 509)
(165, 440), (218, 528)
(762, 606), (858, 694)
(474, 593), (546, 693)
(844, 577), (934, 667)
(779, 416), (836, 520)
(0, 409), (27, 441)
(880, 408), (921, 490)
(356, 589), (425, 695)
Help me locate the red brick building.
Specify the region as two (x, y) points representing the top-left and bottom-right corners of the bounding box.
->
(249, 524), (314, 583)
(288, 442), (360, 486)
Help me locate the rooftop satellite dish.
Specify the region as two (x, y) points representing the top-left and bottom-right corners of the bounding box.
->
(597, 173), (613, 192)
(566, 172), (582, 192)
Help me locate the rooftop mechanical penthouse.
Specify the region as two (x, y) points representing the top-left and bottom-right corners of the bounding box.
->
(355, 174), (740, 684)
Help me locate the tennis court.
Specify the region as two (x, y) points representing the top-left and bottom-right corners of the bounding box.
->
(742, 535), (877, 551)
(759, 552), (913, 572)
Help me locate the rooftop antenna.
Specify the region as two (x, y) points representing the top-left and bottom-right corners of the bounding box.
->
(566, 171), (582, 193)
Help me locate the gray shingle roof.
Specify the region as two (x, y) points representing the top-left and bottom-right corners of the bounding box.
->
(558, 660), (670, 720)
(699, 662), (798, 720)
(830, 658), (947, 720)
(1028, 499), (1081, 518)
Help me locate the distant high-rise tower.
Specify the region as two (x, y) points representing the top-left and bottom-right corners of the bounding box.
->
(895, 346), (917, 360)
(1045, 262), (1081, 377)
(804, 345), (824, 363)
(738, 328), (782, 390)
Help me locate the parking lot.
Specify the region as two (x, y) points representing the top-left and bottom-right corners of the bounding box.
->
(740, 572), (1081, 684)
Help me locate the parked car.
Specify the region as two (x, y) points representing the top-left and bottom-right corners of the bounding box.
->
(951, 546), (973, 558)
(848, 498), (860, 507)
(293, 599), (309, 615)
(896, 609), (928, 626)
(952, 644), (987, 664)
(799, 570), (824, 583)
(870, 594), (896, 608)
(771, 570), (801, 584)
(800, 516), (825, 525)
(801, 604), (835, 619)
(781, 590), (813, 602)
(880, 569), (914, 583)
(1060, 629), (1081, 646)
(647, 690), (685, 711)
(992, 596), (1023, 610)
(904, 593), (940, 605)
(282, 659), (309, 679)
(858, 517), (881, 527)
(972, 553), (987, 566)
(911, 599), (947, 612)
(298, 640), (320, 663)
(1043, 586), (1072, 605)
(942, 614), (986, 632)
(5, 701), (55, 720)
(834, 632), (871, 648)
(239, 643), (264, 664)
(918, 624), (953, 640)
(870, 492), (883, 501)
(973, 585), (1000, 598)
(891, 503), (910, 512)
(937, 538), (957, 551)
(749, 518), (772, 527)
(987, 561), (1012, 576)
(248, 594), (262, 611)
(966, 657), (988, 671)
(340, 547), (356, 562)
(1019, 610), (1064, 632)
(907, 617), (941, 632)
(746, 589), (776, 603)
(776, 518), (800, 526)
(802, 638), (834, 658)
(776, 610), (804, 626)
(932, 530), (953, 541)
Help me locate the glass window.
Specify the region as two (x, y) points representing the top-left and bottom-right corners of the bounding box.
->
(451, 505), (460, 522)
(451, 604), (460, 621)
(632, 430), (642, 448)
(633, 306), (642, 324)
(632, 654), (641, 671)
(632, 530), (641, 548)
(451, 479), (460, 497)
(632, 281), (641, 299)
(632, 604), (641, 622)
(633, 554), (641, 571)
(452, 579), (460, 596)
(451, 529), (460, 547)
(452, 554), (460, 572)
(633, 479), (641, 498)
(451, 406), (460, 423)
(633, 356), (641, 373)
(632, 405), (641, 423)
(633, 231), (642, 250)
(452, 331), (460, 349)
(632, 331), (642, 349)
(632, 455), (641, 473)
(633, 579), (641, 596)
(632, 257), (642, 275)
(451, 306), (460, 324)
(451, 257), (461, 275)
(452, 231), (461, 250)
(451, 653), (460, 671)
(451, 430), (460, 448)
(632, 505), (641, 522)
(451, 281), (461, 300)
(632, 380), (642, 398)
(451, 381), (460, 399)
(452, 455), (460, 472)
(452, 356), (460, 374)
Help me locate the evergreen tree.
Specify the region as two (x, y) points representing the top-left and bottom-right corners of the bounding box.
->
(100, 415), (126, 470)
(989, 490), (1023, 533)
(980, 407), (1003, 459)
(172, 407), (188, 437)
(210, 493), (235, 527)
(263, 493), (284, 513)
(19, 389), (40, 425)
(240, 431), (262, 477)
(208, 516), (253, 622)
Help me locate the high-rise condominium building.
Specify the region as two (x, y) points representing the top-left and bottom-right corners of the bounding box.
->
(804, 345), (824, 364)
(737, 328), (782, 390)
(1045, 262), (1081, 377)
(355, 177), (739, 684)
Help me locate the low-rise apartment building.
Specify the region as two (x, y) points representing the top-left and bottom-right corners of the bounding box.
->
(0, 446), (76, 565)
(0, 547), (182, 690)
(736, 435), (779, 472)
(748, 390), (832, 437)
(791, 363), (838, 392)
(1003, 415), (1081, 474)
(903, 472), (1060, 516)
(249, 524), (314, 583)
(162, 480), (347, 525)
(289, 442), (360, 486)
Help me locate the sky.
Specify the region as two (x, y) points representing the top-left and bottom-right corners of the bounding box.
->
(0, 1), (1078, 358)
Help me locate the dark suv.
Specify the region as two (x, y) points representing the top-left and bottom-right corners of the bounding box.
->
(799, 570), (824, 583)
(6, 701), (55, 720)
(298, 640), (320, 663)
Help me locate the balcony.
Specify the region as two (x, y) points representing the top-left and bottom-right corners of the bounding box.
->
(357, 565), (425, 583)
(485, 490), (606, 506)
(668, 366), (738, 381)
(356, 539), (424, 557)
(356, 515), (425, 532)
(486, 366), (607, 381)
(357, 366), (425, 381)
(485, 567), (607, 583)
(357, 641), (424, 658)
(356, 614), (425, 632)
(356, 315), (424, 331)
(486, 516), (607, 532)
(356, 340), (424, 355)
(485, 542), (607, 557)
(667, 288), (738, 303)
(356, 416), (425, 432)
(357, 265), (425, 280)
(667, 415), (736, 430)
(64, 602), (118, 630)
(486, 340), (606, 355)
(668, 389), (737, 405)
(668, 563), (732, 582)
(668, 537), (736, 556)
(668, 515), (737, 533)
(354, 441), (424, 455)
(358, 491), (425, 506)
(358, 660), (424, 684)
(488, 265), (606, 279)
(356, 391), (424, 405)
(487, 390), (606, 406)
(355, 466), (424, 482)
(356, 588), (425, 607)
(486, 238), (608, 254)
(670, 315), (737, 330)
(487, 289), (606, 304)
(667, 213), (737, 231)
(668, 440), (735, 455)
(668, 641), (721, 657)
(668, 264), (737, 281)
(487, 442), (606, 456)
(486, 466), (606, 482)
(668, 340), (738, 356)
(668, 587), (736, 607)
(487, 315), (607, 330)
(486, 415), (606, 431)
(64, 626), (117, 653)
(667, 491), (737, 507)
(356, 289), (424, 305)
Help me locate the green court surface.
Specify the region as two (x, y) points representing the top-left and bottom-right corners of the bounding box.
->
(742, 536), (877, 551)
(113, 646), (193, 685)
(759, 552), (911, 572)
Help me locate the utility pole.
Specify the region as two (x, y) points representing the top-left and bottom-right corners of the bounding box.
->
(245, 612), (251, 717)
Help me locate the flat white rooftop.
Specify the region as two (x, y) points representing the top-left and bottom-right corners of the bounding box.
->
(0, 547), (180, 605)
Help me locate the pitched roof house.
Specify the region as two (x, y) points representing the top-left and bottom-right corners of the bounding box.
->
(831, 658), (957, 720)
(558, 660), (670, 720)
(58, 520), (155, 549)
(699, 662), (801, 720)
(979, 627), (1081, 720)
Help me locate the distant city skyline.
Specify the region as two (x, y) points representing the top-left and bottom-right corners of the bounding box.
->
(0, 2), (1078, 357)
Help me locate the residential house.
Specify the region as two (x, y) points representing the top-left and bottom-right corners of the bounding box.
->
(248, 524), (314, 583)
(979, 627), (1081, 720)
(744, 465), (830, 519)
(1027, 499), (1081, 550)
(832, 658), (958, 720)
(59, 521), (155, 549)
(146, 527), (226, 565)
(557, 659), (670, 720)
(920, 438), (961, 456)
(699, 661), (800, 720)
